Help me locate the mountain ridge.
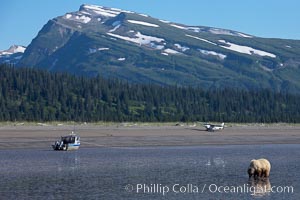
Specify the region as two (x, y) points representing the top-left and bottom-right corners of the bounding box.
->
(2, 4), (300, 93)
(0, 45), (26, 64)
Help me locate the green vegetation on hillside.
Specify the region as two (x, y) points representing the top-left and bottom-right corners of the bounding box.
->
(1, 64), (300, 123)
(16, 9), (300, 93)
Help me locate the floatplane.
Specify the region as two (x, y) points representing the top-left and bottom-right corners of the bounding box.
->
(203, 122), (225, 132)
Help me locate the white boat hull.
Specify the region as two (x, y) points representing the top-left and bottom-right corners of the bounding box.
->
(52, 133), (80, 151)
(66, 144), (80, 151)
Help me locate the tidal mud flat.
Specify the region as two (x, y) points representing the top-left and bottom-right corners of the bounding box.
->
(0, 124), (299, 149)
(0, 124), (299, 199)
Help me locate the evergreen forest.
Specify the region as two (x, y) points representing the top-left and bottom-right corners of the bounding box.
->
(1, 64), (300, 123)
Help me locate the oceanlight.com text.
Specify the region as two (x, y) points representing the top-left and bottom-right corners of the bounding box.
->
(125, 183), (294, 196)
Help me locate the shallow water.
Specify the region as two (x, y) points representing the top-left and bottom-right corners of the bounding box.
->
(0, 144), (299, 199)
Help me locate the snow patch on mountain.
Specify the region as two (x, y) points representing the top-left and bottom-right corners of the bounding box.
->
(159, 20), (170, 23)
(81, 4), (120, 17)
(127, 20), (159, 27)
(65, 14), (72, 19)
(185, 34), (217, 46)
(107, 32), (164, 46)
(0, 45), (26, 56)
(109, 7), (122, 12)
(9, 45), (25, 53)
(81, 4), (134, 18)
(88, 47), (110, 54)
(174, 44), (190, 52)
(171, 24), (201, 33)
(77, 15), (91, 23)
(109, 24), (121, 32)
(64, 13), (91, 23)
(164, 49), (181, 55)
(209, 28), (253, 38)
(199, 49), (226, 59)
(110, 7), (134, 14)
(98, 48), (109, 51)
(80, 11), (91, 15)
(237, 32), (253, 38)
(171, 23), (252, 38)
(139, 14), (149, 17)
(170, 24), (186, 30)
(218, 40), (276, 58)
(186, 27), (201, 33)
(118, 57), (126, 61)
(149, 43), (164, 50)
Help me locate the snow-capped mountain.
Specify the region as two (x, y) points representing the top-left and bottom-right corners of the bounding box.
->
(0, 45), (26, 64)
(9, 4), (300, 93)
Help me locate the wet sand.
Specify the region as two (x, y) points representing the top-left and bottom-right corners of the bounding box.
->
(0, 124), (300, 149)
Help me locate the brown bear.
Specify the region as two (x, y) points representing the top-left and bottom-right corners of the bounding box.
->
(248, 158), (271, 179)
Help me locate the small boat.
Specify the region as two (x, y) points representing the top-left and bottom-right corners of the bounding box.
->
(52, 131), (80, 151)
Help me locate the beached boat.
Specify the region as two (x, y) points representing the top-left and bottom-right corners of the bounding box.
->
(52, 132), (80, 151)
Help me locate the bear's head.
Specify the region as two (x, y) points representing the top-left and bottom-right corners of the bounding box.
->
(248, 167), (255, 178)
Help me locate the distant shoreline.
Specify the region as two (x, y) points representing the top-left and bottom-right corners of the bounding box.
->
(1, 121), (300, 127)
(0, 123), (300, 150)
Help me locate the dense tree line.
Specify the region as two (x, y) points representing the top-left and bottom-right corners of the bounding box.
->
(1, 64), (300, 123)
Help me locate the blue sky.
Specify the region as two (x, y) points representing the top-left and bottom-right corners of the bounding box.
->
(1, 0), (300, 50)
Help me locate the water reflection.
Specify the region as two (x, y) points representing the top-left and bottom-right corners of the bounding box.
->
(56, 151), (80, 172)
(249, 178), (271, 197)
(205, 156), (226, 167)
